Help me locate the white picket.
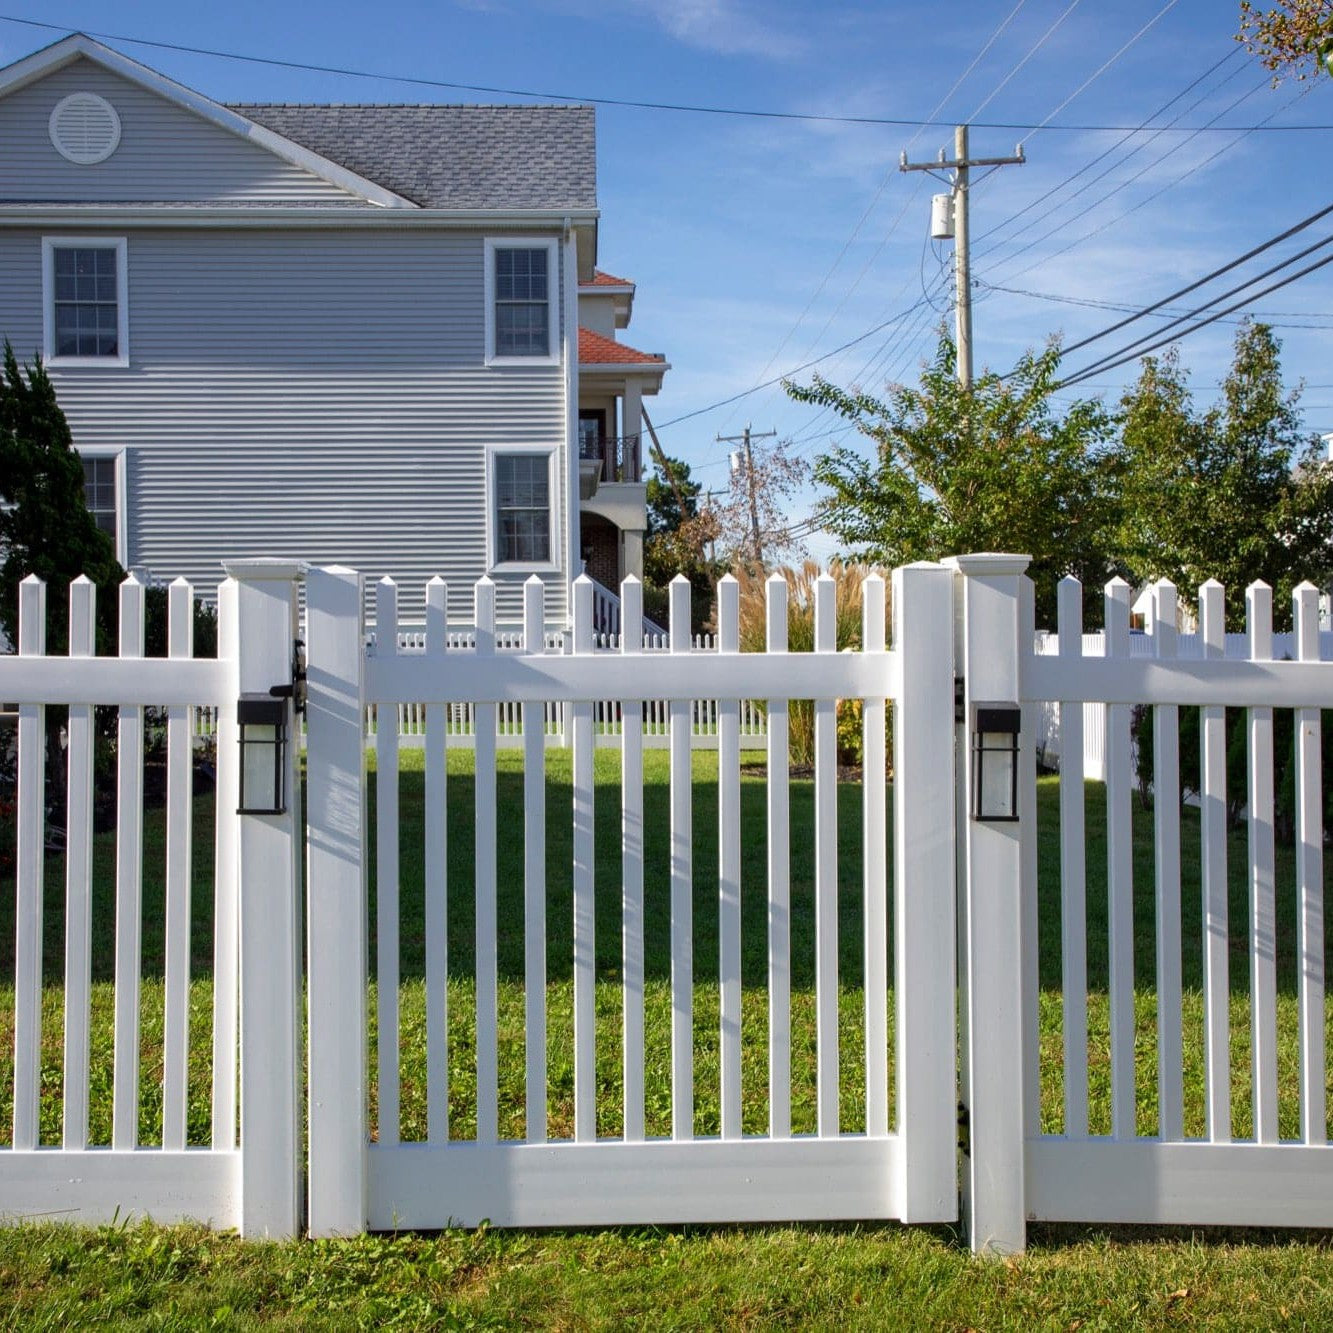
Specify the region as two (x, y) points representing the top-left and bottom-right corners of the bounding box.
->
(1104, 578), (1136, 1140)
(522, 578), (548, 1143)
(1293, 582), (1325, 1145)
(765, 574), (792, 1140)
(861, 575), (889, 1138)
(717, 575), (743, 1140)
(572, 579), (597, 1142)
(113, 575), (146, 1150)
(1057, 577), (1088, 1138)
(12, 577), (45, 1151)
(1199, 580), (1230, 1143)
(1152, 580), (1183, 1142)
(211, 578), (240, 1150)
(1020, 578), (1041, 1143)
(375, 578), (401, 1147)
(814, 574), (839, 1137)
(474, 578), (499, 1144)
(62, 578), (95, 1150)
(620, 576), (646, 1144)
(425, 576), (449, 1144)
(162, 578), (194, 1151)
(1246, 581), (1279, 1144)
(669, 576), (694, 1140)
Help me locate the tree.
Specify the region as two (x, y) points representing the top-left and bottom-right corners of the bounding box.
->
(786, 336), (1115, 627)
(1110, 322), (1333, 628)
(0, 343), (121, 655)
(1238, 1), (1333, 81)
(710, 435), (809, 571)
(642, 452), (719, 633)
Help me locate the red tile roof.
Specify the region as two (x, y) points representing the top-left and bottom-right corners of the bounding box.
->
(578, 326), (665, 366)
(580, 269), (633, 288)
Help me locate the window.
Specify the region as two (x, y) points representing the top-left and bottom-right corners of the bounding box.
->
(41, 237), (129, 366)
(484, 238), (560, 365)
(78, 451), (125, 561)
(491, 451), (554, 567)
(578, 409), (606, 460)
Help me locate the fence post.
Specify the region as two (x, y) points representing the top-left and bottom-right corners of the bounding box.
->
(305, 566), (368, 1236)
(226, 559), (305, 1239)
(947, 553), (1031, 1256)
(891, 561), (957, 1222)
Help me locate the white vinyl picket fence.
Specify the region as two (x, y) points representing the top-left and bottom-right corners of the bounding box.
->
(5, 557), (1333, 1253)
(304, 567), (958, 1232)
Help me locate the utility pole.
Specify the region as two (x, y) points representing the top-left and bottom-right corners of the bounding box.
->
(901, 126), (1024, 390)
(716, 424), (776, 566)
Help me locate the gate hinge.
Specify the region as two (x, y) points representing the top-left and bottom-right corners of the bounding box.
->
(957, 1100), (970, 1157)
(954, 675), (965, 723)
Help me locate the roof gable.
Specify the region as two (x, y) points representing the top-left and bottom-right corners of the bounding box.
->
(0, 35), (416, 208)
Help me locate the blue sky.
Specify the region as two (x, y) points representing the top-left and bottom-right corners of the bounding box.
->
(5, 1), (1332, 558)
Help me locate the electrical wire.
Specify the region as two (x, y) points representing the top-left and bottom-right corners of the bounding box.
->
(713, 0), (1035, 439)
(966, 0), (1084, 122)
(1050, 198), (1333, 357)
(1060, 230), (1333, 381)
(976, 277), (1333, 328)
(5, 13), (1331, 133)
(997, 80), (1315, 284)
(975, 46), (1243, 249)
(1058, 249), (1333, 387)
(1015, 0), (1181, 147)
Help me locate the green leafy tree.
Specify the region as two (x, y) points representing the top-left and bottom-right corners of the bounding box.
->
(786, 336), (1115, 627)
(0, 343), (122, 655)
(1238, 1), (1333, 81)
(1111, 323), (1333, 628)
(642, 452), (718, 633)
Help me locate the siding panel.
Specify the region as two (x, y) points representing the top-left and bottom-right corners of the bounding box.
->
(0, 227), (569, 625)
(0, 58), (363, 204)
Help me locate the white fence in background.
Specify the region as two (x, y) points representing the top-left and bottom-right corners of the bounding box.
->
(5, 561), (1333, 1253)
(1034, 626), (1333, 780)
(191, 630), (771, 750)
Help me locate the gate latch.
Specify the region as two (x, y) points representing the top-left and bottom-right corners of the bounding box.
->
(954, 675), (965, 724)
(957, 1100), (970, 1157)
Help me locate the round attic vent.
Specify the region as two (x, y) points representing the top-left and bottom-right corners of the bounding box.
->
(49, 93), (121, 165)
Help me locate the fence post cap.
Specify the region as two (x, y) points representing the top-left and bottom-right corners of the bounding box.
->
(944, 553), (1031, 577)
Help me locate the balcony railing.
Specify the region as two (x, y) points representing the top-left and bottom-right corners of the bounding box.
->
(579, 433), (642, 484)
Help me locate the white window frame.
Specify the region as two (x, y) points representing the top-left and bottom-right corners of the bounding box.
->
(41, 236), (130, 368)
(483, 237), (561, 367)
(485, 445), (560, 574)
(78, 447), (127, 564)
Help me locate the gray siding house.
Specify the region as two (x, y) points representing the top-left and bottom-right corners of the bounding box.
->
(0, 33), (668, 627)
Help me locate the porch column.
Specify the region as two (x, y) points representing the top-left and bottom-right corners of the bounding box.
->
(622, 379), (642, 480)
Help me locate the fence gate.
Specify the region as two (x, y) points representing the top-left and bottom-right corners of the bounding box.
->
(304, 563), (959, 1234)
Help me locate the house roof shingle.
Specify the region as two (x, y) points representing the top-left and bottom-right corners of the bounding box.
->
(578, 327), (664, 366)
(226, 103), (597, 210)
(581, 270), (632, 288)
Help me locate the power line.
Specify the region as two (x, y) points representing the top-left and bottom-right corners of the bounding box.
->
(1061, 230), (1333, 380)
(648, 295), (937, 435)
(976, 278), (1333, 327)
(996, 79), (1315, 285)
(1014, 0), (1181, 147)
(966, 0), (1084, 122)
(1057, 200), (1333, 357)
(975, 46), (1242, 250)
(1058, 250), (1333, 387)
(5, 13), (1333, 133)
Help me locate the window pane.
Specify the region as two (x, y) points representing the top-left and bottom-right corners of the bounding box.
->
(493, 248), (550, 356)
(495, 455), (550, 562)
(51, 247), (118, 358)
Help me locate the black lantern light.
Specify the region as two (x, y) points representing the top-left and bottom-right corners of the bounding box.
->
(237, 694), (289, 815)
(971, 704), (1021, 822)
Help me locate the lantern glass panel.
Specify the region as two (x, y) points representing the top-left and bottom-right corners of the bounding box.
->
(976, 736), (1016, 820)
(241, 723), (279, 812)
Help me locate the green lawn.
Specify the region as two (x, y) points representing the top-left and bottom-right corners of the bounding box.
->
(1, 748), (1332, 1324)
